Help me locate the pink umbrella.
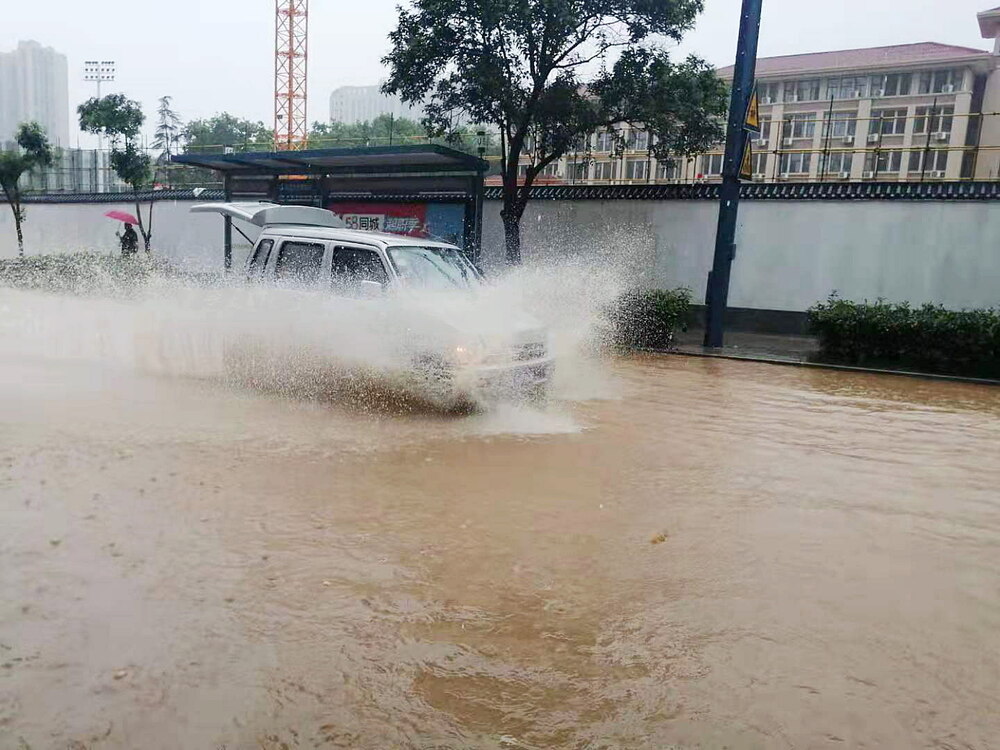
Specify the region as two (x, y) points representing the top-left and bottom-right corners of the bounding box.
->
(104, 209), (139, 224)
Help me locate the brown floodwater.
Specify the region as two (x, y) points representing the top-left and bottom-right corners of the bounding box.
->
(2, 322), (1000, 747)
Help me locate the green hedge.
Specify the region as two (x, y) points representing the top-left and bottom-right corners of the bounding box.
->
(0, 252), (207, 297)
(807, 295), (1000, 379)
(608, 287), (692, 350)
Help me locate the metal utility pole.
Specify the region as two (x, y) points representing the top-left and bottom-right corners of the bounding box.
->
(274, 0), (309, 150)
(703, 0), (763, 348)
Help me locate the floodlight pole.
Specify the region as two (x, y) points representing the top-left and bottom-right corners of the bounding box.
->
(703, 0), (763, 348)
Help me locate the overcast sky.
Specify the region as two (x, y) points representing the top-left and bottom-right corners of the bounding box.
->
(2, 0), (994, 146)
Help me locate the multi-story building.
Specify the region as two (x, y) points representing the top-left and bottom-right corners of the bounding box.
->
(0, 40), (69, 148)
(518, 5), (1000, 184)
(328, 85), (424, 124)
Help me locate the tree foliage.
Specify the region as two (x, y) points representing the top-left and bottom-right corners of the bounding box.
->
(0, 122), (54, 256)
(308, 114), (425, 148)
(152, 95), (183, 158)
(78, 95), (154, 251)
(183, 113), (273, 153)
(382, 0), (727, 263)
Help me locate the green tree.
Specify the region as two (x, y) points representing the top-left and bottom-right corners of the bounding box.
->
(78, 94), (154, 252)
(0, 122), (54, 256)
(183, 113), (272, 153)
(308, 115), (426, 148)
(152, 95), (183, 158)
(382, 0), (727, 263)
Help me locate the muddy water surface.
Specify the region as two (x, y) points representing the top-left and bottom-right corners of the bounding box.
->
(2, 346), (1000, 748)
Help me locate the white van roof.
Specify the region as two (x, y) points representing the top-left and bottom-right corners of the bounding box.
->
(190, 201), (346, 229)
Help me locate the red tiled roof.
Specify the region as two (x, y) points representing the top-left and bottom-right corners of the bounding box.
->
(718, 42), (990, 78)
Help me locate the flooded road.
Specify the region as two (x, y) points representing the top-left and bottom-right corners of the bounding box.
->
(3, 324), (1000, 747)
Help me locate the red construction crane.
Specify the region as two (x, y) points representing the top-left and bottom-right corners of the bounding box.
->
(274, 0), (309, 150)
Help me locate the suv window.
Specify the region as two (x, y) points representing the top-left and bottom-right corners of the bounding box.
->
(247, 238), (274, 277)
(332, 246), (389, 293)
(274, 241), (325, 284)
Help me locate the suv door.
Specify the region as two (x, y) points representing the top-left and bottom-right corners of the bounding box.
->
(272, 239), (326, 285)
(331, 245), (390, 296)
(246, 237), (275, 280)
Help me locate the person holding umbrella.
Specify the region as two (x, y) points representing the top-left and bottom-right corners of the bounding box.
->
(105, 210), (141, 257)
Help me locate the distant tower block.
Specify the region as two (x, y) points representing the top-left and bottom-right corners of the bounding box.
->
(274, 0), (309, 150)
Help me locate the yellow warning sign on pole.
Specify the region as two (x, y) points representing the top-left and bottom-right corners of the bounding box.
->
(739, 135), (753, 180)
(744, 82), (760, 133)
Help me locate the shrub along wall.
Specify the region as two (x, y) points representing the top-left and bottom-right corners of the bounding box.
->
(609, 288), (693, 350)
(807, 296), (1000, 379)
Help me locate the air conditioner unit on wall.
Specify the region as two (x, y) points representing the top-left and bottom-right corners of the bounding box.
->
(862, 170), (876, 179)
(842, 135), (854, 144)
(752, 172), (766, 180)
(787, 94), (799, 102)
(871, 88), (885, 97)
(929, 170), (946, 178)
(867, 133), (880, 143)
(782, 137), (794, 147)
(838, 171), (851, 179)
(933, 131), (950, 141)
(942, 83), (955, 93)
(756, 138), (769, 147)
(779, 172), (791, 179)
(762, 96), (774, 104)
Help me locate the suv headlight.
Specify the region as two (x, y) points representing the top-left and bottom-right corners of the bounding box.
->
(452, 340), (486, 366)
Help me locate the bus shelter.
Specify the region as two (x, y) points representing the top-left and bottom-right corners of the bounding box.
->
(172, 145), (489, 268)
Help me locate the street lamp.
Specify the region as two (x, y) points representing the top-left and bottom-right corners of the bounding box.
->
(83, 60), (115, 98)
(83, 60), (116, 154)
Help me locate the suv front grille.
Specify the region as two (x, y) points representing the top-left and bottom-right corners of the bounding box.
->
(512, 342), (547, 361)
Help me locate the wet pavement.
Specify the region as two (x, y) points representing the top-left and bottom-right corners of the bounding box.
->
(2, 346), (1000, 748)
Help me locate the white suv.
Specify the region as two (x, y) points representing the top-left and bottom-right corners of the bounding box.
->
(191, 202), (553, 404)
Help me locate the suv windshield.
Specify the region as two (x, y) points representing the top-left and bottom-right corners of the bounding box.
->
(387, 246), (481, 290)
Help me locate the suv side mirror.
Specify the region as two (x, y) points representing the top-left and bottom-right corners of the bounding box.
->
(357, 279), (384, 298)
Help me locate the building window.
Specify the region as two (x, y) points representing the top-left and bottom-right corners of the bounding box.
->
(568, 135), (589, 153)
(779, 152), (811, 174)
(828, 76), (869, 100)
(701, 153), (724, 176)
(820, 151), (854, 174)
(517, 163), (529, 178)
(783, 113), (817, 139)
(521, 136), (534, 155)
(864, 150), (903, 173)
(568, 161), (589, 180)
(751, 152), (768, 175)
(759, 82), (781, 104)
(625, 158), (648, 180)
(759, 115), (772, 140)
(918, 69), (964, 94)
(908, 150), (949, 173)
(871, 72), (912, 97)
(627, 130), (649, 151)
(656, 159), (680, 180)
(913, 105), (955, 135)
(591, 161), (616, 180)
(595, 131), (616, 153)
(823, 112), (858, 138)
(540, 163), (559, 177)
(783, 79), (821, 102)
(870, 109), (908, 136)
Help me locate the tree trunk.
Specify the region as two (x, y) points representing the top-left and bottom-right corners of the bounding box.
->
(501, 208), (521, 265)
(134, 193), (152, 252)
(13, 203), (24, 257)
(2, 186), (24, 257)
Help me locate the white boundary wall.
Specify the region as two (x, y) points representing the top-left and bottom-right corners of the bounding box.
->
(482, 200), (1000, 311)
(3, 198), (999, 311)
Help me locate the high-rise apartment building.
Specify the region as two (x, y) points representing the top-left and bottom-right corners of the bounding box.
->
(328, 85), (423, 124)
(517, 6), (1000, 184)
(0, 40), (70, 147)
